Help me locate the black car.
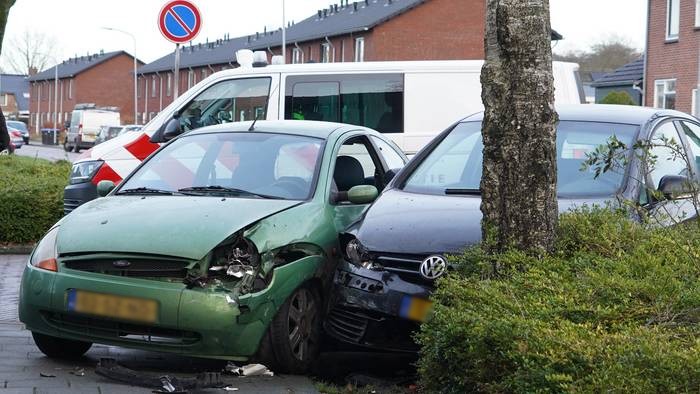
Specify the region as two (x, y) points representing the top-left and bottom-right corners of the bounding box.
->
(325, 104), (700, 351)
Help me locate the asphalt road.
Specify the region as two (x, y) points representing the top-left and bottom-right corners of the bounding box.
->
(13, 143), (79, 163)
(0, 254), (319, 394)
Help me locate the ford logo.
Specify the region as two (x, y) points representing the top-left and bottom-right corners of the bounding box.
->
(112, 260), (131, 268)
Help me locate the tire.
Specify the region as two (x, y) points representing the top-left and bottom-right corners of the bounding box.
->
(267, 286), (321, 374)
(72, 140), (80, 153)
(63, 137), (71, 152)
(32, 332), (92, 359)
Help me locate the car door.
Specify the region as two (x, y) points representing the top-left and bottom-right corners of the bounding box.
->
(645, 119), (698, 225)
(330, 133), (396, 232)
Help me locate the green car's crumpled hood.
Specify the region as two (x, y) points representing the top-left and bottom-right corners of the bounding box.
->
(57, 196), (301, 260)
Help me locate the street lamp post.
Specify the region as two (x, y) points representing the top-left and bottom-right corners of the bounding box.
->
(102, 27), (138, 124)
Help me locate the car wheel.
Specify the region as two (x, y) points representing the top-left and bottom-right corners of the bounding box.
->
(268, 286), (321, 374)
(31, 332), (92, 359)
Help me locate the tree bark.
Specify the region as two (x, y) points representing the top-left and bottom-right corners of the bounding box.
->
(0, 0), (15, 152)
(480, 0), (558, 253)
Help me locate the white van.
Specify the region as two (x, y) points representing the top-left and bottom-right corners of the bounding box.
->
(64, 106), (121, 152)
(63, 57), (582, 213)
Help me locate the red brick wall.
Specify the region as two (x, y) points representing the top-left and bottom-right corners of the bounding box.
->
(369, 0), (485, 60)
(646, 0), (700, 112)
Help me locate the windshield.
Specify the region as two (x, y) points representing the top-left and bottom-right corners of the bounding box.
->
(7, 121), (27, 132)
(403, 121), (639, 198)
(119, 132), (323, 200)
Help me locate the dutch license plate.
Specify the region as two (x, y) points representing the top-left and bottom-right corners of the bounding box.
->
(399, 296), (432, 322)
(66, 289), (158, 323)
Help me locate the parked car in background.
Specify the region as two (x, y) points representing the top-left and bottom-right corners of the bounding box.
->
(20, 120), (407, 372)
(94, 126), (124, 145)
(64, 104), (120, 153)
(8, 127), (23, 149)
(327, 104), (700, 351)
(120, 124), (142, 134)
(62, 52), (583, 214)
(7, 120), (29, 144)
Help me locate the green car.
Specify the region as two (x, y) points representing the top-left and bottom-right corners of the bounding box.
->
(19, 120), (407, 373)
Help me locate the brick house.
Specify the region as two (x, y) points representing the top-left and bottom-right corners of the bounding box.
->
(28, 50), (142, 135)
(138, 0), (563, 120)
(644, 0), (700, 114)
(0, 74), (29, 121)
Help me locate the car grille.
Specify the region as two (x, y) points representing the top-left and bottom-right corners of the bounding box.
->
(325, 305), (369, 344)
(63, 199), (83, 215)
(62, 257), (189, 279)
(43, 312), (200, 346)
(373, 252), (430, 281)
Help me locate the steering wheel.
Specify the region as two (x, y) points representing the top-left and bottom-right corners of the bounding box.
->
(273, 177), (308, 198)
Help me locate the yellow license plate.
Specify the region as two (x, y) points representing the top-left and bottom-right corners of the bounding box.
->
(399, 296), (432, 322)
(67, 289), (158, 323)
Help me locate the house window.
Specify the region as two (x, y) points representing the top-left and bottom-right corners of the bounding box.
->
(355, 37), (365, 62)
(292, 47), (303, 64)
(654, 79), (676, 109)
(201, 69), (208, 80)
(187, 70), (195, 89)
(2, 94), (7, 106)
(696, 0), (700, 26)
(321, 43), (331, 63)
(151, 76), (157, 97)
(693, 88), (699, 116)
(68, 79), (73, 99)
(667, 0), (680, 40)
(167, 73), (172, 96)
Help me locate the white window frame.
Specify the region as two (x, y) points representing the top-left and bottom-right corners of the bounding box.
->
(151, 75), (157, 97)
(187, 70), (195, 88)
(166, 73), (172, 96)
(354, 37), (365, 62)
(67, 79), (73, 99)
(654, 79), (677, 109)
(292, 47), (303, 64)
(321, 43), (331, 63)
(693, 88), (699, 116)
(667, 0), (680, 40)
(2, 94), (7, 106)
(696, 0), (700, 27)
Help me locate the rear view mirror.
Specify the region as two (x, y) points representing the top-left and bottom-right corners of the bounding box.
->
(347, 185), (379, 205)
(97, 180), (116, 197)
(658, 175), (694, 199)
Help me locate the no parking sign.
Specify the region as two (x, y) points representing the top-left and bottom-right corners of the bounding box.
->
(159, 0), (202, 44)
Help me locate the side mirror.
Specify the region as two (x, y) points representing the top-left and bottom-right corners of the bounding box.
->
(658, 175), (693, 199)
(347, 185), (379, 205)
(96, 180), (115, 197)
(150, 115), (181, 143)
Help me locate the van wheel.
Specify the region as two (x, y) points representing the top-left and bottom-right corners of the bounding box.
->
(63, 137), (71, 152)
(72, 139), (80, 153)
(267, 286), (321, 374)
(32, 332), (92, 359)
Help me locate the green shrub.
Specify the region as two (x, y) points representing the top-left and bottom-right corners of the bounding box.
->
(0, 155), (70, 243)
(417, 207), (700, 393)
(599, 91), (637, 106)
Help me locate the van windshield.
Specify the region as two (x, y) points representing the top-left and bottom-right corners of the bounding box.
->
(402, 121), (639, 198)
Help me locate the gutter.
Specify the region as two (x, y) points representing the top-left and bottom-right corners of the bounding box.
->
(642, 0), (650, 107)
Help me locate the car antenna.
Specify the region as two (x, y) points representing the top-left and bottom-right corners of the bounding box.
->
(249, 83), (278, 131)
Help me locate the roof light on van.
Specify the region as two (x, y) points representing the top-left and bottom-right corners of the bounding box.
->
(252, 51), (268, 67)
(236, 49), (254, 68)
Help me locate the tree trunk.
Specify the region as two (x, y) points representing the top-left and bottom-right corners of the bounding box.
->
(480, 0), (558, 253)
(0, 0), (15, 152)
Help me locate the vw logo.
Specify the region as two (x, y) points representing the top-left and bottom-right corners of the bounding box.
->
(419, 255), (447, 280)
(112, 260), (131, 268)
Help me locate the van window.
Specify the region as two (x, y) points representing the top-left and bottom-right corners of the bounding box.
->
(178, 77), (271, 132)
(284, 74), (404, 133)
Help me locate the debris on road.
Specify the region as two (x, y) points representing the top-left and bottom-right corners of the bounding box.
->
(222, 387), (239, 391)
(223, 362), (274, 377)
(95, 358), (223, 392)
(39, 372), (56, 378)
(70, 367), (86, 376)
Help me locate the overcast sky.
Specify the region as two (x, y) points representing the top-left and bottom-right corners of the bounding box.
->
(0, 0), (647, 71)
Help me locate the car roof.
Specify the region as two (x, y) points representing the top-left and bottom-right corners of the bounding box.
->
(185, 120), (370, 140)
(462, 104), (697, 125)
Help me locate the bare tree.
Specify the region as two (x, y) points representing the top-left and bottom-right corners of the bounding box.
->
(554, 36), (642, 80)
(480, 0), (558, 253)
(0, 0), (15, 153)
(2, 29), (56, 75)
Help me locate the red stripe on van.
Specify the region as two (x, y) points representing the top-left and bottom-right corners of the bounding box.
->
(124, 133), (160, 161)
(92, 163), (123, 185)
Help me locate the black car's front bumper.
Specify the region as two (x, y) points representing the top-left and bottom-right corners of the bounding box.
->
(63, 181), (97, 214)
(325, 261), (433, 352)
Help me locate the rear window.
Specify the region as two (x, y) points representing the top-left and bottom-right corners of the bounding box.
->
(284, 74), (404, 133)
(402, 121), (639, 198)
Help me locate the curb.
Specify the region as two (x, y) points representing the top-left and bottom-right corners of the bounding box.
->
(0, 244), (34, 255)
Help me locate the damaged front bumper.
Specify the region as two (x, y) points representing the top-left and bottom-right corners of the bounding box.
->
(325, 261), (433, 352)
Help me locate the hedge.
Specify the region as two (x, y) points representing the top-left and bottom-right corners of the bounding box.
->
(417, 207), (700, 393)
(0, 155), (70, 244)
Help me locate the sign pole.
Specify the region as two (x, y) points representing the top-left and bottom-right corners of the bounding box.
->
(174, 43), (180, 99)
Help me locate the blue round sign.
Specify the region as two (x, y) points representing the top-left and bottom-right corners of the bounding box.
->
(159, 0), (201, 44)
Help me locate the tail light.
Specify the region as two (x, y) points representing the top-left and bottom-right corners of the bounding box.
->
(10, 130), (21, 137)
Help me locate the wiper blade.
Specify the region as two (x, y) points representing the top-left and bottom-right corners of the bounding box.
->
(116, 187), (174, 195)
(445, 188), (481, 195)
(178, 186), (282, 199)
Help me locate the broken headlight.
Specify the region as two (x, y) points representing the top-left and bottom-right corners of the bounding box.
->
(209, 236), (261, 278)
(344, 237), (379, 270)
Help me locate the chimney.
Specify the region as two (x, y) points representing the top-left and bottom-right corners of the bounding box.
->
(353, 1), (358, 11)
(334, 4), (338, 12)
(318, 10), (322, 19)
(28, 67), (37, 76)
(323, 9), (328, 17)
(364, 0), (369, 6)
